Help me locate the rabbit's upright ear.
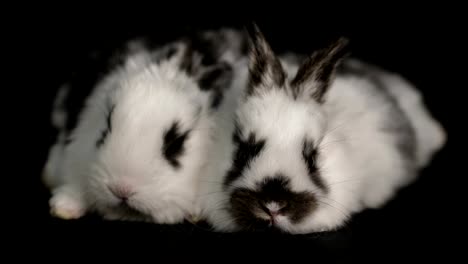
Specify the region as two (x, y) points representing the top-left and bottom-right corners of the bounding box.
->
(291, 37), (349, 103)
(245, 23), (287, 97)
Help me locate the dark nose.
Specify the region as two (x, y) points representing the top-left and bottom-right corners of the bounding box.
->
(108, 185), (134, 201)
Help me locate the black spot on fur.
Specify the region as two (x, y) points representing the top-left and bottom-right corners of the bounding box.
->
(179, 44), (195, 75)
(224, 122), (266, 188)
(198, 65), (229, 91)
(96, 105), (115, 148)
(165, 31), (237, 109)
(191, 35), (218, 67)
(163, 122), (190, 169)
(186, 29), (238, 68)
(229, 175), (317, 231)
(197, 63), (233, 109)
(178, 32), (220, 75)
(210, 92), (224, 109)
(246, 24), (286, 96)
(302, 140), (328, 193)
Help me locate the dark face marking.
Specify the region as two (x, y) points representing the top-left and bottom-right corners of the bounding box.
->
(290, 38), (349, 103)
(224, 122), (266, 188)
(96, 105), (115, 148)
(302, 140), (328, 193)
(246, 24), (286, 96)
(229, 175), (317, 231)
(162, 121), (190, 169)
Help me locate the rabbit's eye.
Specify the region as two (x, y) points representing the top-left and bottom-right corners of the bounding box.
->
(302, 140), (328, 193)
(96, 105), (115, 148)
(162, 121), (190, 169)
(224, 122), (266, 187)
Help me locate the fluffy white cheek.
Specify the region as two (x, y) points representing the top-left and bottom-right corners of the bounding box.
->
(141, 185), (196, 224)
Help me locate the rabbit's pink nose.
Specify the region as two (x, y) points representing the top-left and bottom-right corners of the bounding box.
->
(269, 210), (280, 217)
(108, 184), (134, 200)
(263, 202), (286, 218)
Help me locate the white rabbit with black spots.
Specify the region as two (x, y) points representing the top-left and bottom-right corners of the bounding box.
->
(199, 25), (446, 234)
(43, 30), (241, 223)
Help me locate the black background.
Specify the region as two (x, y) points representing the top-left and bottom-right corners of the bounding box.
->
(14, 6), (459, 261)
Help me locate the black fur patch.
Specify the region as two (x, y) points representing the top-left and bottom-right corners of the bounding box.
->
(162, 121), (190, 169)
(178, 32), (220, 75)
(96, 105), (115, 148)
(198, 64), (230, 91)
(246, 24), (286, 95)
(188, 32), (218, 67)
(224, 122), (266, 188)
(229, 175), (317, 231)
(179, 44), (195, 75)
(198, 63), (233, 109)
(302, 140), (328, 193)
(163, 31), (237, 109)
(290, 38), (349, 103)
(210, 92), (224, 109)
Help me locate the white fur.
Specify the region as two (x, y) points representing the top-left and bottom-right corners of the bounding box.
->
(199, 56), (446, 234)
(44, 44), (219, 223)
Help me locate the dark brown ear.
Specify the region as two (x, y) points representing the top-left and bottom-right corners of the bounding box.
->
(245, 23), (286, 96)
(290, 37), (349, 103)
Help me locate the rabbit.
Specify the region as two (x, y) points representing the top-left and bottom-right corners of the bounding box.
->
(42, 29), (243, 223)
(198, 25), (446, 234)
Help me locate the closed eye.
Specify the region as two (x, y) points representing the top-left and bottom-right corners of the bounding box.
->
(302, 140), (317, 170)
(224, 122), (266, 187)
(96, 105), (115, 148)
(302, 139), (328, 193)
(162, 121), (190, 169)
